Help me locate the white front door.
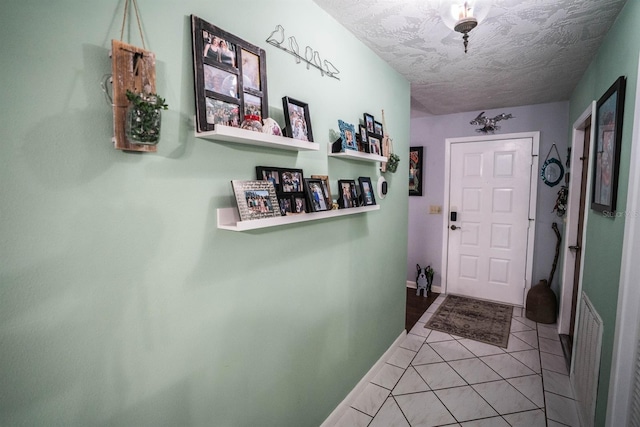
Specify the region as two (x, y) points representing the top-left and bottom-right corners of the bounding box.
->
(446, 136), (536, 305)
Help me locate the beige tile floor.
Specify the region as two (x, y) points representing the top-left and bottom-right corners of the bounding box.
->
(334, 294), (581, 427)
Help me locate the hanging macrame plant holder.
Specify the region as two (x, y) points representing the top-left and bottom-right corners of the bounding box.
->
(110, 0), (161, 152)
(540, 143), (564, 187)
(380, 109), (399, 173)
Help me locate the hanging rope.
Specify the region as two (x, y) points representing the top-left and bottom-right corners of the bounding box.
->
(119, 0), (146, 50)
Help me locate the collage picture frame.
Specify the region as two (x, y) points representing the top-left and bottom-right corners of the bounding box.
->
(256, 166), (306, 215)
(362, 112), (384, 154)
(191, 15), (269, 132)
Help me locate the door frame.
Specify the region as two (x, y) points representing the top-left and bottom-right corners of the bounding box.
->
(558, 102), (596, 336)
(606, 56), (640, 426)
(440, 132), (540, 306)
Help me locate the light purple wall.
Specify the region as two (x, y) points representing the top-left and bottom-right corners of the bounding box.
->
(408, 101), (570, 296)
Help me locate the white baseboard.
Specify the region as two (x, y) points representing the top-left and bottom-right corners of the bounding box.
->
(320, 330), (407, 427)
(406, 280), (442, 294)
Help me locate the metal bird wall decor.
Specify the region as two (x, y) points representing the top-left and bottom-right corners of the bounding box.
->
(470, 111), (514, 133)
(266, 25), (340, 80)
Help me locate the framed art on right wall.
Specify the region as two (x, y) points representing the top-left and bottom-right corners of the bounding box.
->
(409, 146), (424, 196)
(592, 75), (626, 214)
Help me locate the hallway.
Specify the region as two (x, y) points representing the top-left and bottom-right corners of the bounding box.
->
(334, 295), (580, 426)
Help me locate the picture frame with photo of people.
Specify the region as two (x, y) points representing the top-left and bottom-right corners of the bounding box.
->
(358, 177), (376, 206)
(337, 179), (359, 208)
(231, 180), (280, 221)
(256, 166), (307, 215)
(191, 15), (268, 133)
(338, 120), (358, 151)
(311, 175), (333, 208)
(360, 112), (383, 154)
(304, 178), (331, 212)
(282, 96), (314, 142)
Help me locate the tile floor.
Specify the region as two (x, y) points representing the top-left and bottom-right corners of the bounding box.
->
(334, 294), (581, 427)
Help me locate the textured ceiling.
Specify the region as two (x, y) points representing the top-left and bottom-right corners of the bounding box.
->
(313, 0), (628, 116)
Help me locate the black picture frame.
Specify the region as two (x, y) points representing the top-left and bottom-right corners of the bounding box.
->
(293, 196), (307, 214)
(255, 166), (281, 191)
(363, 113), (375, 134)
(304, 178), (331, 212)
(374, 121), (383, 136)
(191, 15), (268, 133)
(358, 177), (376, 206)
(282, 96), (313, 142)
(256, 166), (306, 215)
(358, 125), (370, 153)
(368, 135), (381, 156)
(592, 76), (626, 214)
(311, 175), (333, 208)
(337, 179), (359, 208)
(409, 146), (424, 196)
(338, 120), (358, 151)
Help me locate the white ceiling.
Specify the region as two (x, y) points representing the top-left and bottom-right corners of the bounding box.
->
(313, 0), (628, 116)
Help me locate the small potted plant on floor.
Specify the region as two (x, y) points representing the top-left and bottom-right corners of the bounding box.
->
(125, 89), (168, 145)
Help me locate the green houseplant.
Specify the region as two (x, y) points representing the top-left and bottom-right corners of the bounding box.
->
(125, 90), (168, 145)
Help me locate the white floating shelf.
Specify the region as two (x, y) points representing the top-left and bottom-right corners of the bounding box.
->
(217, 205), (380, 231)
(196, 124), (319, 151)
(327, 145), (387, 163)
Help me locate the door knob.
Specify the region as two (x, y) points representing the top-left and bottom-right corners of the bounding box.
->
(450, 225), (461, 230)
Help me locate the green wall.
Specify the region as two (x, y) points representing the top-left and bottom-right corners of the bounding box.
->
(568, 1), (639, 424)
(0, 1), (410, 425)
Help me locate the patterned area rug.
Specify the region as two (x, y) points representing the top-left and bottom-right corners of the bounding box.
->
(425, 295), (513, 348)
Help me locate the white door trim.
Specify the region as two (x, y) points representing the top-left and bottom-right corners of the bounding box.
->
(440, 132), (540, 305)
(558, 102), (596, 336)
(606, 57), (640, 426)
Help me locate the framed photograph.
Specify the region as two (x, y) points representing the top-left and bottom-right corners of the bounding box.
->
(338, 120), (358, 151)
(192, 15), (268, 132)
(305, 178), (331, 212)
(231, 180), (280, 221)
(311, 175), (333, 208)
(282, 96), (313, 142)
(409, 146), (424, 196)
(368, 135), (381, 156)
(358, 177), (376, 206)
(256, 166), (306, 215)
(358, 125), (369, 153)
(256, 166), (281, 192)
(592, 76), (626, 214)
(374, 121), (384, 136)
(279, 197), (292, 216)
(293, 196), (307, 214)
(363, 113), (375, 134)
(280, 169), (304, 193)
(337, 179), (359, 208)
(206, 98), (240, 126)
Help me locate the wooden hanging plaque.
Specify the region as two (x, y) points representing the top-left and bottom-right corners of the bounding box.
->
(110, 39), (157, 152)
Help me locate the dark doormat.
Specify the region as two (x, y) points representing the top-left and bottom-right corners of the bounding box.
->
(425, 294), (513, 348)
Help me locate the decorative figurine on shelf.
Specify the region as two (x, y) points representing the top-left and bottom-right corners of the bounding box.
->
(416, 264), (434, 297)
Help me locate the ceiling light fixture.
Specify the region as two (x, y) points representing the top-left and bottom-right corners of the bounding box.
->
(454, 2), (477, 53)
(439, 1), (489, 54)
